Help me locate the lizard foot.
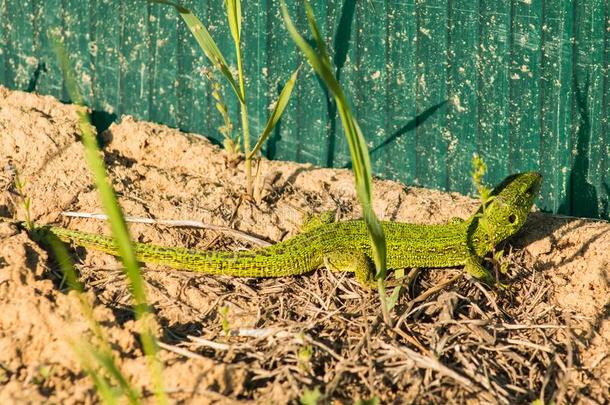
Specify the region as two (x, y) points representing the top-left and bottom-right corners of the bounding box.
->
(323, 250), (376, 289)
(448, 216), (465, 225)
(464, 256), (508, 289)
(300, 210), (336, 233)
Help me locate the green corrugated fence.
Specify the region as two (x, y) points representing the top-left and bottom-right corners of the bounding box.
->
(1, 0), (608, 218)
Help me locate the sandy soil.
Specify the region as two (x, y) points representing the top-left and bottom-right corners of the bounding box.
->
(0, 86), (608, 404)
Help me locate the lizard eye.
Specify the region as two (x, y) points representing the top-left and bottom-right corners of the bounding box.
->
(508, 214), (517, 224)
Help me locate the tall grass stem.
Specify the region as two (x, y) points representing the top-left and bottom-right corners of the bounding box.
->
(53, 36), (167, 405)
(280, 1), (391, 325)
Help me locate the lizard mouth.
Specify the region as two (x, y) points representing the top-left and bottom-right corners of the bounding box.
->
(524, 172), (543, 203)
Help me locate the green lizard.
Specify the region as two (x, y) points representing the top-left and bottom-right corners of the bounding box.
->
(28, 172), (541, 287)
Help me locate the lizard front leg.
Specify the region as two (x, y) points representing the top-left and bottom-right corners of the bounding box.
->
(323, 250), (376, 288)
(464, 255), (507, 289)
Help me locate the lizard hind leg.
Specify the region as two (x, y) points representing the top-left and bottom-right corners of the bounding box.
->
(448, 217), (465, 225)
(323, 250), (376, 288)
(300, 210), (336, 233)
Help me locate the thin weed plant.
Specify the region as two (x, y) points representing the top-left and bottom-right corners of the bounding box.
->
(149, 0), (300, 197)
(471, 154), (510, 284)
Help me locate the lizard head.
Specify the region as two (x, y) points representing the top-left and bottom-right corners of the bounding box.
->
(471, 172), (542, 249)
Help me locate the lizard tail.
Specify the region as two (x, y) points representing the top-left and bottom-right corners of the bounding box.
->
(38, 225), (318, 278)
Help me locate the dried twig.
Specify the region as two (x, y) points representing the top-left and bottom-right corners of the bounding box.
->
(61, 211), (272, 246)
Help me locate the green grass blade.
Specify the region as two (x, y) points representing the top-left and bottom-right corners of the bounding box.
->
(281, 6), (338, 97)
(45, 233), (139, 404)
(74, 342), (140, 405)
(282, 2), (385, 276)
(53, 36), (148, 324)
(52, 37), (167, 405)
(87, 373), (120, 405)
(148, 0), (244, 104)
(303, 3), (332, 66)
(42, 229), (139, 403)
(281, 1), (390, 323)
(89, 347), (141, 404)
(225, 0), (241, 45)
(249, 66), (300, 158)
(77, 358), (120, 405)
(44, 232), (108, 345)
(43, 230), (83, 293)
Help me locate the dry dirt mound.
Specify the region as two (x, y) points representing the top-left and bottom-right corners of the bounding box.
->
(0, 86), (608, 404)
